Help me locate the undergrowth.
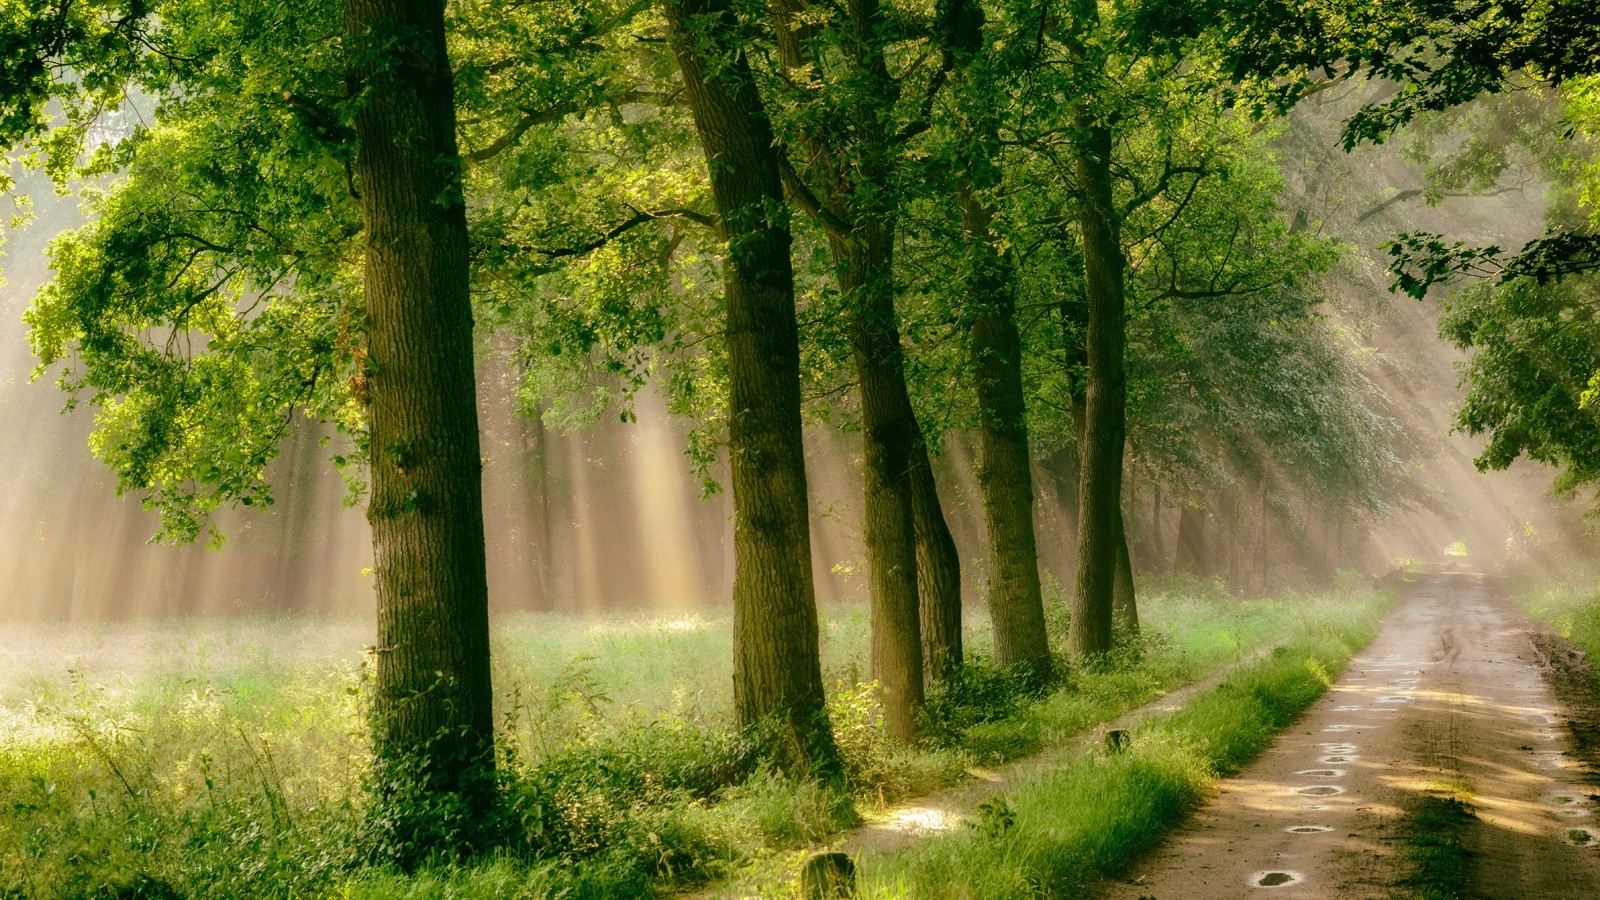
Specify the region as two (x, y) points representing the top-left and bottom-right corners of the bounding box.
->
(845, 589), (1390, 899)
(1519, 579), (1600, 665)
(0, 583), (1391, 898)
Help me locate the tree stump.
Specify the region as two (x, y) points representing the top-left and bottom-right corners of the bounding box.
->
(799, 850), (856, 898)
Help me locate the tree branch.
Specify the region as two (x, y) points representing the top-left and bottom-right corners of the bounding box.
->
(776, 147), (855, 242)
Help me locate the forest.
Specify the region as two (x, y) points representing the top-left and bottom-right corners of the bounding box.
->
(2, 0), (1600, 897)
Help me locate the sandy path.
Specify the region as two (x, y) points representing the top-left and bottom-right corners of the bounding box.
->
(1105, 573), (1600, 899)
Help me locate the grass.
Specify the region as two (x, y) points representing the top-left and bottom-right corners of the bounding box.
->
(0, 579), (1393, 898)
(833, 588), (1392, 899)
(1517, 578), (1600, 662)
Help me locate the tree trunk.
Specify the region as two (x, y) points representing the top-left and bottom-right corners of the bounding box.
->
(961, 180), (1053, 680)
(774, 0), (924, 741)
(347, 0), (494, 854)
(525, 413), (554, 607)
(1176, 502), (1206, 575)
(1067, 111), (1128, 660)
(1150, 481), (1165, 568)
(840, 233), (925, 742)
(1113, 500), (1138, 637)
(665, 0), (838, 774)
(1259, 484), (1269, 593)
(911, 442), (963, 683)
(1046, 444), (1080, 582)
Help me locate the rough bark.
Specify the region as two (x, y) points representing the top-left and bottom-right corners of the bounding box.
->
(1068, 113), (1128, 660)
(347, 0), (495, 850)
(840, 232), (926, 741)
(665, 0), (838, 773)
(961, 185), (1053, 678)
(911, 442), (963, 683)
(774, 0), (925, 740)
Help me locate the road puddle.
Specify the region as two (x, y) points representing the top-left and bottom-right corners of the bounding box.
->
(1250, 871), (1302, 888)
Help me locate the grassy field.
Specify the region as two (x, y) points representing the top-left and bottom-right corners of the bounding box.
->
(0, 578), (1393, 898)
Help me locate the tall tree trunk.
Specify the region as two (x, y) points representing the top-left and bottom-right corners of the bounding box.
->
(1150, 481), (1165, 568)
(1067, 111), (1128, 659)
(911, 443), (963, 683)
(938, 0), (1051, 679)
(665, 0), (838, 774)
(839, 233), (926, 741)
(525, 413), (554, 607)
(773, 0), (925, 740)
(1176, 502), (1206, 575)
(1259, 484), (1269, 593)
(961, 180), (1053, 680)
(1047, 444), (1080, 581)
(347, 0), (494, 853)
(1113, 500), (1138, 637)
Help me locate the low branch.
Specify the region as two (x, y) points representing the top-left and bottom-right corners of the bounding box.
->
(776, 149), (855, 242)
(1354, 181), (1526, 224)
(488, 206), (716, 274)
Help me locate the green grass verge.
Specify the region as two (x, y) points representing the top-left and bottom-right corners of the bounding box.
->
(1517, 580), (1600, 661)
(0, 582), (1391, 898)
(845, 591), (1390, 899)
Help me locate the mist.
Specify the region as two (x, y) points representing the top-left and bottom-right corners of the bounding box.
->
(1, 95), (1595, 628)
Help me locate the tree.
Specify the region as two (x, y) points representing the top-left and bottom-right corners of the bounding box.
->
(345, 0), (496, 856)
(1198, 0), (1600, 286)
(1207, 1), (1600, 507)
(1402, 87), (1600, 503)
(944, 0), (1054, 679)
(768, 0), (932, 740)
(662, 0), (840, 775)
(8, 0), (496, 858)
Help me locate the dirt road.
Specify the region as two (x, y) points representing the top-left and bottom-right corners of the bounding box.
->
(1106, 573), (1600, 899)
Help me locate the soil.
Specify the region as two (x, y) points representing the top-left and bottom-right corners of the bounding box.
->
(1105, 572), (1600, 899)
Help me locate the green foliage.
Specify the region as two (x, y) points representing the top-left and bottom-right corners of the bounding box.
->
(1518, 579), (1600, 663)
(919, 657), (1050, 747)
(0, 586), (1390, 897)
(1442, 275), (1600, 493)
(12, 0), (363, 544)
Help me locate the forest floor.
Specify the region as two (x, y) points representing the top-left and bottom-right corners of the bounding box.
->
(1104, 570), (1600, 899)
(687, 645), (1274, 899)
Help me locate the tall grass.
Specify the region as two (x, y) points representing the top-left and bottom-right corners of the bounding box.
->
(1517, 579), (1600, 660)
(852, 589), (1390, 899)
(0, 582), (1391, 898)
